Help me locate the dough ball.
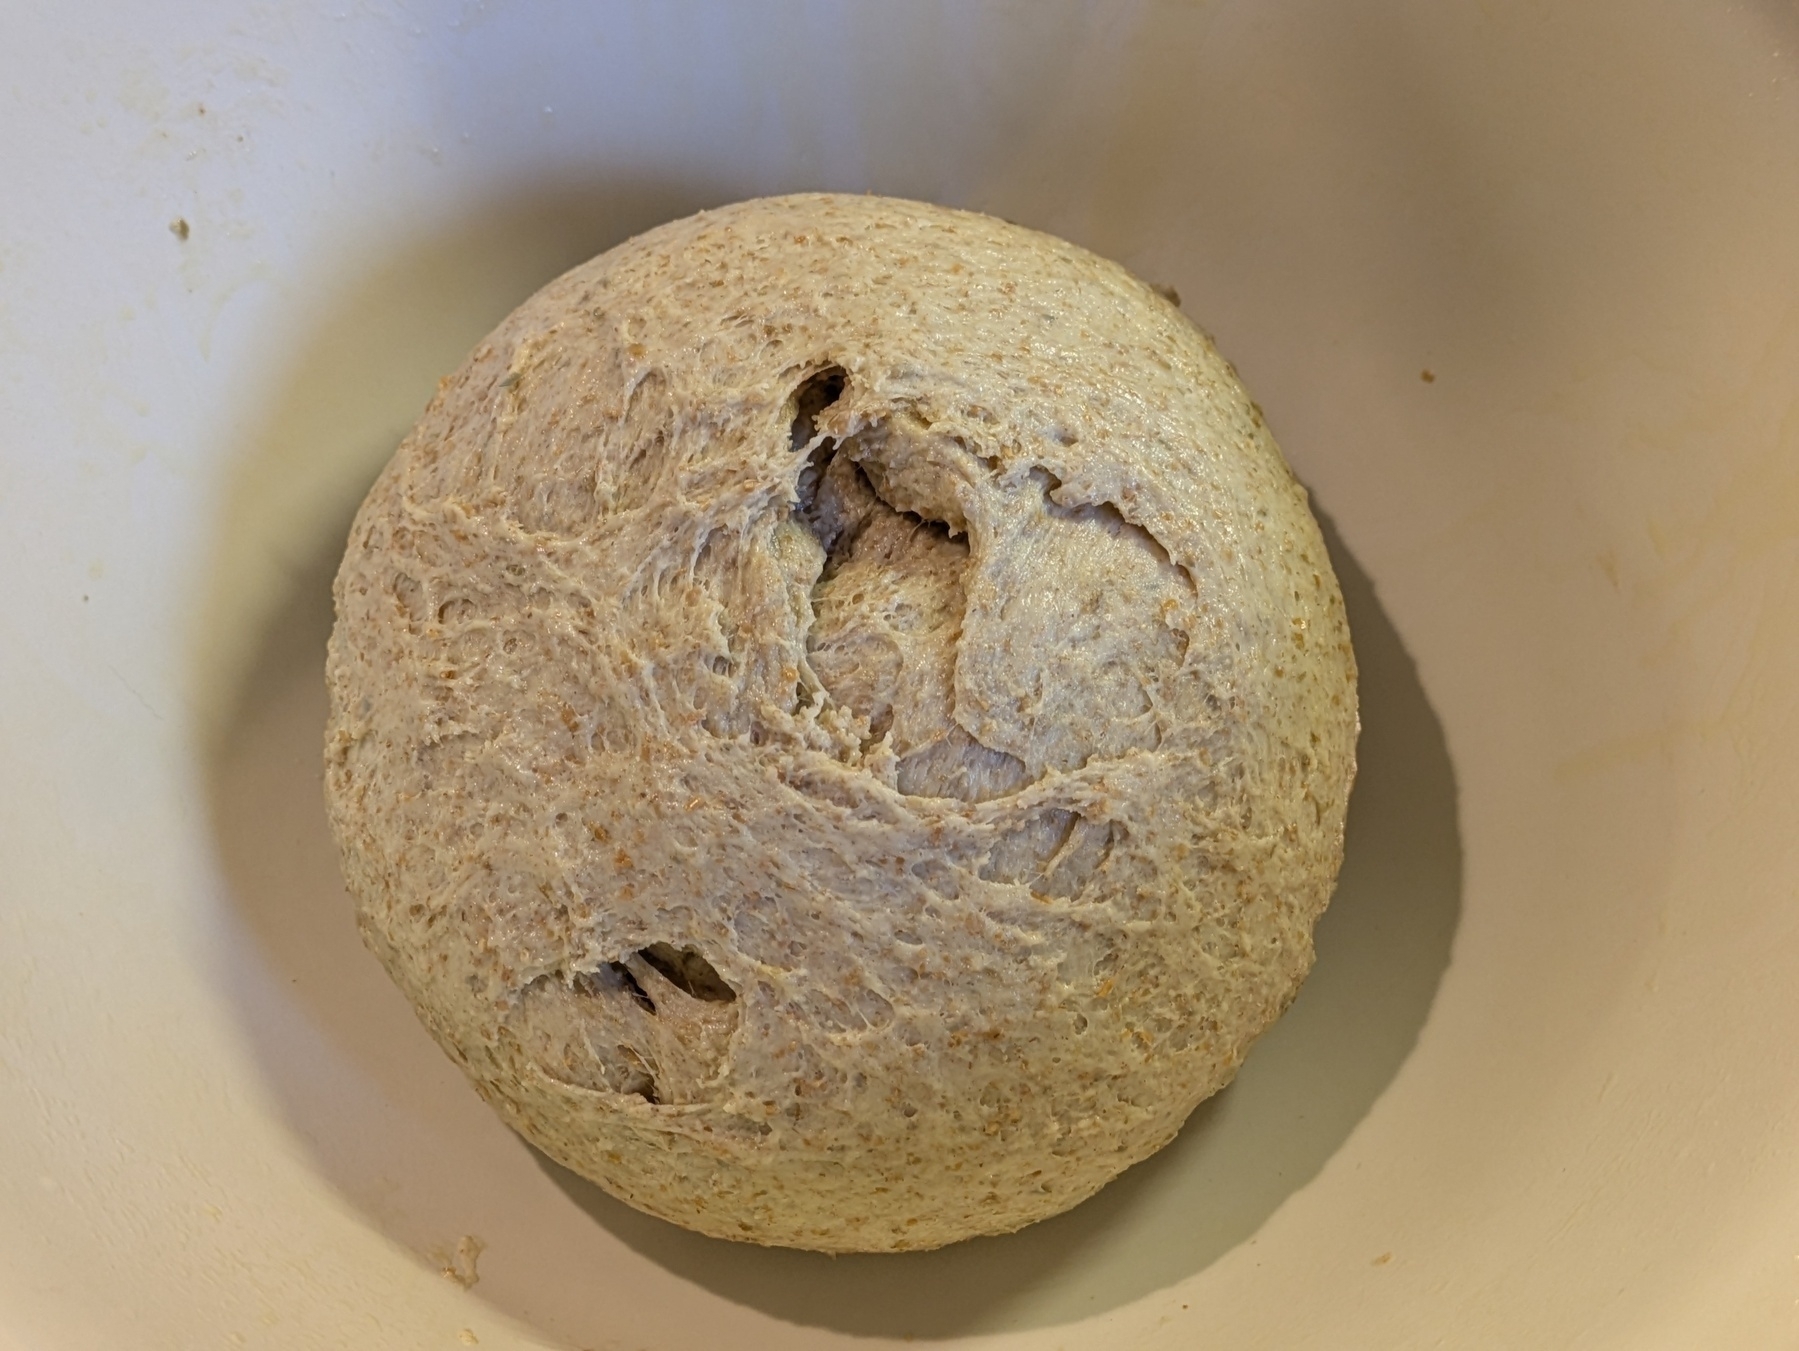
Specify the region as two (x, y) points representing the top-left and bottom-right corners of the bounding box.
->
(324, 194), (1358, 1252)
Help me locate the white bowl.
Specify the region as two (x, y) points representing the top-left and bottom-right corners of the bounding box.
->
(5, 4), (1797, 1347)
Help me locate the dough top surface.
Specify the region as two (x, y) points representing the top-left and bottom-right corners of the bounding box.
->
(325, 193), (1358, 1251)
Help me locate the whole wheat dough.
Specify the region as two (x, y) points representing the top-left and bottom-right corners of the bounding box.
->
(324, 193), (1358, 1252)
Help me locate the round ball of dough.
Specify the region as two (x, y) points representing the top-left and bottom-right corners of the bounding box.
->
(324, 193), (1358, 1252)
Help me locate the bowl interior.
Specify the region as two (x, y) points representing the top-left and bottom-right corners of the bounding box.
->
(4, 3), (1798, 1348)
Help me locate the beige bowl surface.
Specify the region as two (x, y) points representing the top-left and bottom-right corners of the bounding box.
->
(3, 3), (1797, 1347)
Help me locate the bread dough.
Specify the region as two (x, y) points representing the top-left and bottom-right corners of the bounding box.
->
(324, 194), (1358, 1252)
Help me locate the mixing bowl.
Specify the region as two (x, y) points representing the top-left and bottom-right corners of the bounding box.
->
(4, 2), (1796, 1346)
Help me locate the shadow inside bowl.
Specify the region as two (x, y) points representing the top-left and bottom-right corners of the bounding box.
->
(201, 184), (1460, 1343)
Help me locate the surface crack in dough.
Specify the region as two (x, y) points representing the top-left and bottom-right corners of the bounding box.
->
(505, 948), (741, 1108)
(635, 941), (738, 1002)
(794, 380), (1031, 803)
(953, 468), (1197, 780)
(979, 808), (1121, 897)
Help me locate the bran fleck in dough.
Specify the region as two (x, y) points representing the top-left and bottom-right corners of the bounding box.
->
(324, 193), (1359, 1252)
